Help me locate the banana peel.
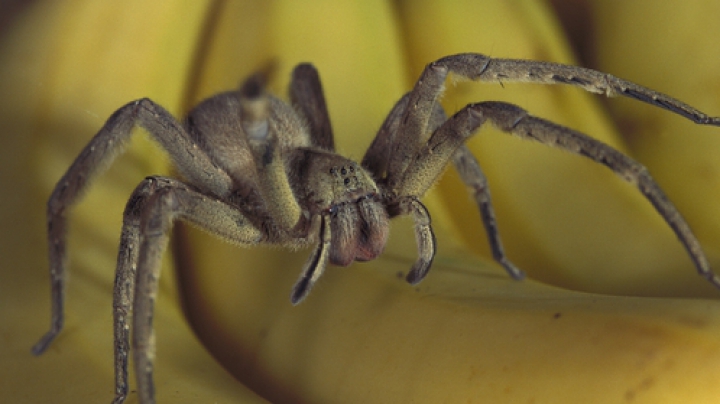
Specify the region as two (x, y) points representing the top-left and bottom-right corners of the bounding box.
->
(4, 1), (720, 404)
(184, 241), (720, 403)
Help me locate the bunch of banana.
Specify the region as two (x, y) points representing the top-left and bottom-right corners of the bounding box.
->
(5, 0), (720, 403)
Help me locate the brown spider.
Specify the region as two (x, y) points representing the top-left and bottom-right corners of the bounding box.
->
(33, 53), (720, 404)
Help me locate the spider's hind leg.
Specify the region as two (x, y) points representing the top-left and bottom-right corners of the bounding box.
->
(289, 63), (335, 151)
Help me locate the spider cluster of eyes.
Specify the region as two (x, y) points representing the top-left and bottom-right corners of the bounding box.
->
(329, 163), (358, 186)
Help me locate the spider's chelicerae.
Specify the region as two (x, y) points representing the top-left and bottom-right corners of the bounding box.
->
(33, 53), (720, 404)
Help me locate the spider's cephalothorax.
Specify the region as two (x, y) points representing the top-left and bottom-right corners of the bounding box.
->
(33, 54), (720, 404)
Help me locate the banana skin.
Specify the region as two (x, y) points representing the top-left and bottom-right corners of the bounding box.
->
(5, 1), (720, 403)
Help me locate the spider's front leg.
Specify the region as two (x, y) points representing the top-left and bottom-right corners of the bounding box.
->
(114, 176), (262, 404)
(32, 98), (234, 356)
(239, 71), (307, 232)
(385, 52), (720, 196)
(430, 53), (720, 126)
(33, 95), (246, 404)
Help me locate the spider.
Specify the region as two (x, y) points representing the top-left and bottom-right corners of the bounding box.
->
(33, 53), (720, 404)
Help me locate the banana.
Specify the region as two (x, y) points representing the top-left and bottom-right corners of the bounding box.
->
(7, 1), (720, 404)
(179, 0), (720, 403)
(2, 2), (267, 403)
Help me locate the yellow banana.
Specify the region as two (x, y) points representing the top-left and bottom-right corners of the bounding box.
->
(6, 1), (720, 404)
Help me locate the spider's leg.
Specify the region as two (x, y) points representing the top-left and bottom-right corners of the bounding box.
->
(361, 93), (410, 179)
(434, 101), (524, 280)
(385, 52), (720, 191)
(290, 215), (331, 305)
(123, 176), (261, 404)
(403, 99), (720, 290)
(110, 179), (148, 404)
(434, 53), (720, 126)
(32, 99), (233, 357)
(469, 101), (720, 288)
(452, 146), (525, 280)
(366, 93), (520, 282)
(384, 65), (448, 190)
(289, 63), (335, 151)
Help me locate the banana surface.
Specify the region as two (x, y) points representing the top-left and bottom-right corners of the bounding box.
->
(5, 1), (720, 404)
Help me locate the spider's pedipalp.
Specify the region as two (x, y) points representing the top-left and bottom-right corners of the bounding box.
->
(291, 215), (331, 305)
(400, 197), (436, 285)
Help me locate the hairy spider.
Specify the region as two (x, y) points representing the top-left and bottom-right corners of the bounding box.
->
(33, 53), (720, 404)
